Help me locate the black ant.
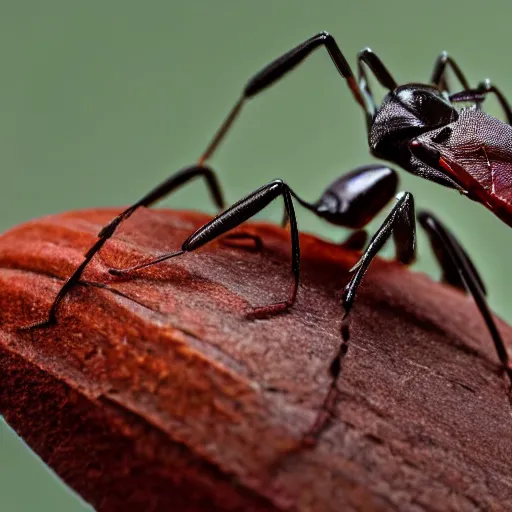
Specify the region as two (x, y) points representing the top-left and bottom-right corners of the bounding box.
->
(24, 32), (512, 385)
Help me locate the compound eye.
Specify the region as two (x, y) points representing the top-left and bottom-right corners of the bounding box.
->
(396, 86), (458, 127)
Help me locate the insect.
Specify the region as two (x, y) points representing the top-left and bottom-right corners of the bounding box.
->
(25, 32), (511, 383)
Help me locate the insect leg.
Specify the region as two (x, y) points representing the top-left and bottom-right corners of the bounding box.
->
(418, 212), (486, 295)
(109, 180), (300, 319)
(447, 79), (512, 124)
(22, 164), (226, 329)
(99, 165), (225, 239)
(356, 48), (398, 120)
(430, 52), (471, 92)
(311, 191), (415, 443)
(418, 211), (511, 383)
(430, 52), (512, 123)
(342, 192), (416, 316)
(476, 79), (512, 124)
(199, 31), (370, 165)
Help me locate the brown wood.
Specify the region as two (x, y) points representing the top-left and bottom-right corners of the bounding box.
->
(0, 207), (511, 512)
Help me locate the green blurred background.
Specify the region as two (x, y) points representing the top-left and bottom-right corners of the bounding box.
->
(1, 1), (511, 510)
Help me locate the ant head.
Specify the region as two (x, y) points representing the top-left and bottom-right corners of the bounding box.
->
(393, 84), (458, 127)
(368, 83), (461, 190)
(371, 84), (458, 151)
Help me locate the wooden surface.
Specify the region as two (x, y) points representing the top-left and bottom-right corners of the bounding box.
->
(0, 208), (511, 511)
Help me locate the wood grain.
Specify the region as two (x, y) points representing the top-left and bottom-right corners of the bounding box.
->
(0, 208), (511, 511)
